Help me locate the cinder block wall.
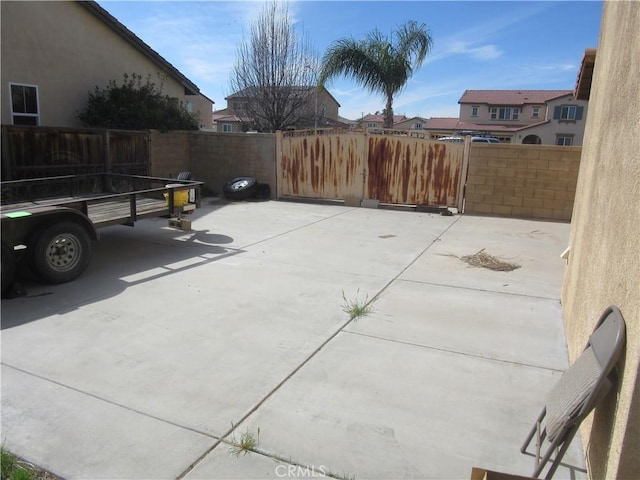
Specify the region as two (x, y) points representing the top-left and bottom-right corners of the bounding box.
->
(149, 131), (190, 179)
(464, 144), (581, 221)
(150, 131), (276, 196)
(189, 132), (275, 196)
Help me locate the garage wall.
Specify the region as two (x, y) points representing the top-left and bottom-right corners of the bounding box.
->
(561, 2), (640, 478)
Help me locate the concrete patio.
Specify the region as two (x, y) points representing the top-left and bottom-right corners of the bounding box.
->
(1, 199), (585, 480)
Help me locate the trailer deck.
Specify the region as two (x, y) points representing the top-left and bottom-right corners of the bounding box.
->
(1, 173), (201, 227)
(1, 173), (203, 293)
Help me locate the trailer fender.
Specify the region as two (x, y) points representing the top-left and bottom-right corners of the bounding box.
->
(1, 206), (99, 247)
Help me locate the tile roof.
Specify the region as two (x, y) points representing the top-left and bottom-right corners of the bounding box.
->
(424, 117), (461, 129)
(363, 114), (408, 123)
(424, 117), (551, 133)
(227, 86), (340, 106)
(459, 90), (573, 105)
(213, 114), (251, 123)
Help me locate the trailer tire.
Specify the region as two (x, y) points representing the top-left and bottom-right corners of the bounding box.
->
(31, 221), (93, 284)
(223, 176), (257, 200)
(1, 243), (16, 297)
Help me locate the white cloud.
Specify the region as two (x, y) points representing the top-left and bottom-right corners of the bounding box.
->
(539, 64), (577, 72)
(467, 45), (503, 61)
(429, 41), (503, 62)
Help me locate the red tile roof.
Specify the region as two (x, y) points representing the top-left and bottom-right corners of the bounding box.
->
(424, 117), (550, 133)
(424, 117), (461, 129)
(459, 90), (573, 105)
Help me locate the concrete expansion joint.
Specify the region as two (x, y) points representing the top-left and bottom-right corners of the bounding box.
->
(238, 208), (353, 250)
(397, 278), (563, 302)
(178, 314), (360, 478)
(1, 362), (219, 439)
(176, 314), (363, 479)
(340, 330), (566, 373)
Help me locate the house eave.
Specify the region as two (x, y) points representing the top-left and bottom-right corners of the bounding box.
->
(575, 48), (596, 101)
(79, 1), (205, 98)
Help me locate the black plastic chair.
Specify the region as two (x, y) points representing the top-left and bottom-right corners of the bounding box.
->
(520, 305), (626, 479)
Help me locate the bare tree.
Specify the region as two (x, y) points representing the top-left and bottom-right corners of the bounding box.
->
(229, 1), (321, 132)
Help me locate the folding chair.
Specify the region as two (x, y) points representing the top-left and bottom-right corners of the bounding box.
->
(520, 305), (626, 479)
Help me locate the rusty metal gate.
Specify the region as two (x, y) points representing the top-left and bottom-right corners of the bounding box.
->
(276, 129), (466, 207)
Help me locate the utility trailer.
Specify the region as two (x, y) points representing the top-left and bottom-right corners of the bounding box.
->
(1, 173), (203, 295)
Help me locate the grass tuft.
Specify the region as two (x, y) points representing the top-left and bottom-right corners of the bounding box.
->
(341, 290), (375, 321)
(0, 448), (50, 480)
(228, 427), (260, 457)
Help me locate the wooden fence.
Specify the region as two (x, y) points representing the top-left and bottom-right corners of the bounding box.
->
(1, 126), (149, 180)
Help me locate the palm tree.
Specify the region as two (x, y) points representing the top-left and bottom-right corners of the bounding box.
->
(318, 21), (432, 129)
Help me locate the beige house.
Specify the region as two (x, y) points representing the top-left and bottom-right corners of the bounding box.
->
(561, 2), (639, 479)
(1, 1), (214, 129)
(393, 116), (427, 131)
(362, 113), (409, 130)
(218, 86), (341, 132)
(211, 110), (252, 134)
(425, 90), (589, 145)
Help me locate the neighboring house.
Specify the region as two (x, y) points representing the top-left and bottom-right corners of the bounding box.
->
(211, 108), (252, 133)
(424, 90), (589, 146)
(1, 1), (214, 129)
(393, 116), (427, 131)
(338, 116), (359, 130)
(362, 114), (408, 130)
(222, 86), (342, 132)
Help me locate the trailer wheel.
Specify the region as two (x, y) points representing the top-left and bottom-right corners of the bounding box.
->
(1, 243), (16, 297)
(31, 222), (93, 284)
(223, 176), (257, 200)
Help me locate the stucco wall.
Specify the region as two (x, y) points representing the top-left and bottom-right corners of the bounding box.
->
(464, 144), (580, 220)
(0, 2), (202, 128)
(561, 2), (640, 479)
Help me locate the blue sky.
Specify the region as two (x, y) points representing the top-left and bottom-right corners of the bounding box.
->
(97, 0), (603, 120)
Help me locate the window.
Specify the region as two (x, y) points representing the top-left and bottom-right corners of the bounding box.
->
(532, 107), (540, 118)
(367, 122), (378, 128)
(222, 124), (233, 132)
(413, 122), (423, 129)
(471, 106), (479, 117)
(561, 106), (577, 120)
(490, 107), (520, 120)
(10, 83), (39, 125)
(553, 105), (584, 121)
(556, 135), (573, 146)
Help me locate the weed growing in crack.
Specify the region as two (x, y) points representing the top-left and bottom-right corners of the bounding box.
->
(341, 290), (375, 321)
(229, 426), (260, 457)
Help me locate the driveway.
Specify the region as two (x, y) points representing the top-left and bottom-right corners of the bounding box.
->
(1, 199), (584, 479)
